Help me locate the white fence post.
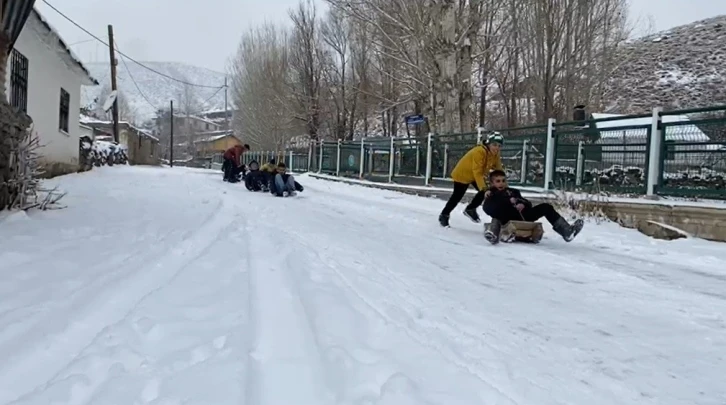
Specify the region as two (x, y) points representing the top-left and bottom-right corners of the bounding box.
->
(359, 137), (365, 178)
(442, 143), (449, 178)
(476, 127), (483, 144)
(520, 139), (529, 184)
(336, 139), (342, 176)
(425, 132), (433, 186)
(307, 143), (312, 172)
(647, 107), (663, 197)
(318, 141), (324, 173)
(289, 150), (294, 172)
(544, 118), (556, 191)
(575, 141), (584, 186)
(388, 136), (395, 182)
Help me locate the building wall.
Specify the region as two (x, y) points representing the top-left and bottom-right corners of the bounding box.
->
(6, 13), (87, 177)
(121, 128), (159, 166)
(79, 124), (94, 140)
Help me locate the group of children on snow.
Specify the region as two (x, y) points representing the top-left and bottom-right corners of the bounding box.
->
(220, 136), (583, 242)
(221, 144), (303, 197)
(439, 132), (584, 244)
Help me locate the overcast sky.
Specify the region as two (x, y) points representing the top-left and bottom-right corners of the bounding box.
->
(35, 0), (726, 78)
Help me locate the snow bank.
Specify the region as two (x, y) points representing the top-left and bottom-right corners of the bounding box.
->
(79, 137), (128, 171)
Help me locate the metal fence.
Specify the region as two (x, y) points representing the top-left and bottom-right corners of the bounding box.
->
(254, 104), (726, 200)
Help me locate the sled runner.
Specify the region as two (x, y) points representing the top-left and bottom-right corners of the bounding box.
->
(484, 220), (543, 243)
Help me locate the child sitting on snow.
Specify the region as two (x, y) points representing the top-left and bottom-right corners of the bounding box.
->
(482, 170), (583, 244)
(244, 161), (266, 191)
(269, 162), (304, 197)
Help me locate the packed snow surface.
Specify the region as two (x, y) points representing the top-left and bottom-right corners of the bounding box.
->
(1, 166), (725, 405)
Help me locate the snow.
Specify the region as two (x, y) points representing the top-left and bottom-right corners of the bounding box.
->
(1, 166), (726, 405)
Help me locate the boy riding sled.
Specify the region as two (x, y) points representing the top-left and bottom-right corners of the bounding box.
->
(483, 169), (584, 244)
(439, 132), (504, 227)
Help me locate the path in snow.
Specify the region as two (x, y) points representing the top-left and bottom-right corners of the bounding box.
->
(0, 166), (725, 405)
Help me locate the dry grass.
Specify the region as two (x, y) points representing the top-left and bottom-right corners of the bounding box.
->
(548, 180), (609, 224)
(4, 123), (66, 211)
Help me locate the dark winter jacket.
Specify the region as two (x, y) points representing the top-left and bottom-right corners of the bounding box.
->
(484, 186), (532, 210)
(245, 170), (265, 191)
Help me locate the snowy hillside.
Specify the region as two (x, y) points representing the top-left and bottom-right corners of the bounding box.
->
(606, 15), (726, 113)
(82, 61), (228, 122)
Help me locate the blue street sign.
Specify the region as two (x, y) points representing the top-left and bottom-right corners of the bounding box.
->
(405, 114), (425, 125)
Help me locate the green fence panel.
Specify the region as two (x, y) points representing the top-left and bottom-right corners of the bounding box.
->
(553, 124), (650, 194)
(364, 138), (392, 176)
(657, 117), (726, 199)
(394, 136), (427, 177)
(339, 144), (363, 175)
(319, 142), (336, 173)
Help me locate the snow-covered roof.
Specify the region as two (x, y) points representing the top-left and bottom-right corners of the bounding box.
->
(30, 8), (97, 86)
(79, 114), (159, 142)
(174, 113), (220, 127)
(194, 131), (239, 144)
(591, 113), (710, 142)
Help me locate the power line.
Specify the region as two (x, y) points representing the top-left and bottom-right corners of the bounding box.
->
(200, 85), (225, 106)
(115, 41), (161, 113)
(41, 0), (225, 89)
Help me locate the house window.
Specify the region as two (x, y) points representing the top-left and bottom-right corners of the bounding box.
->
(10, 49), (29, 113)
(59, 88), (70, 133)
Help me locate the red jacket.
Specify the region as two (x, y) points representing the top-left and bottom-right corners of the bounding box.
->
(223, 145), (244, 165)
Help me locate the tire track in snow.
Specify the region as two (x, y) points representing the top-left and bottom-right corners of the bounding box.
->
(0, 194), (239, 404)
(243, 207), (335, 405)
(284, 227), (520, 404)
(239, 189), (521, 404)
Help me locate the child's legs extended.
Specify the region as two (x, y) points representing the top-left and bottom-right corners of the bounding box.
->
(522, 203), (561, 224)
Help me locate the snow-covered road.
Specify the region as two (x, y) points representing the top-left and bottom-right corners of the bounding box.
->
(1, 166), (725, 405)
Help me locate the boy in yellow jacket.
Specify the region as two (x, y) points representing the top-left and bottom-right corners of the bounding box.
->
(438, 132), (504, 227)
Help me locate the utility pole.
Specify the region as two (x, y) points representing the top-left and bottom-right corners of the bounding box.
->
(107, 24), (119, 143)
(170, 101), (174, 167)
(224, 76), (229, 130)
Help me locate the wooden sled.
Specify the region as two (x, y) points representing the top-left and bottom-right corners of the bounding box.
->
(484, 220), (544, 243)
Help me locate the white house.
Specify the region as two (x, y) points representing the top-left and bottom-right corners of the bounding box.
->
(5, 8), (98, 177)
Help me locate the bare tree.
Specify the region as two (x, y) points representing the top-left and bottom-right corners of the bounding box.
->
(230, 23), (299, 151)
(287, 0), (325, 141)
(225, 0), (633, 144)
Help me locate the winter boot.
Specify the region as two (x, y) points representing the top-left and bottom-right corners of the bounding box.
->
(463, 207), (481, 223)
(552, 217), (584, 242)
(484, 218), (501, 244)
(438, 213), (450, 227)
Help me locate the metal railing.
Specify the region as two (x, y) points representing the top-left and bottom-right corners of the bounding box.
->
(259, 104), (726, 200)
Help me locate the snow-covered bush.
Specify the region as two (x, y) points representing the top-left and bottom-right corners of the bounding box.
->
(78, 137), (128, 171)
(662, 169), (725, 190)
(552, 164), (724, 192)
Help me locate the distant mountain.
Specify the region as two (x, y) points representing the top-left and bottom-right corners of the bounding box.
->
(82, 61), (229, 123)
(605, 15), (726, 114)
